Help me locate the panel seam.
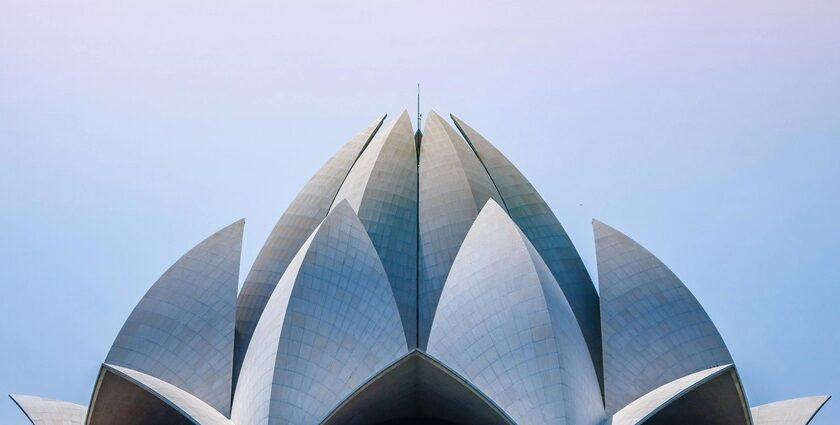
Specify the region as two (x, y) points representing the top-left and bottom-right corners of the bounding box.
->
(326, 114), (388, 210)
(450, 114), (511, 213)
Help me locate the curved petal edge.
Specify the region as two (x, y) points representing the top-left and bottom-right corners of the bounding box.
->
(428, 200), (604, 425)
(9, 394), (86, 425)
(610, 364), (741, 425)
(330, 111), (418, 348)
(752, 395), (831, 425)
(87, 364), (231, 425)
(451, 114), (603, 386)
(417, 111), (503, 349)
(321, 350), (514, 425)
(232, 200), (408, 425)
(595, 219), (733, 414)
(106, 219), (243, 415)
(234, 114), (386, 379)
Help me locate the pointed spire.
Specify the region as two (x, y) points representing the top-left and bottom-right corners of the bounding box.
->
(415, 84), (423, 159)
(417, 84), (422, 130)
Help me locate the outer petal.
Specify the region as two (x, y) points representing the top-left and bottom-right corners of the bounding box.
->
(611, 364), (750, 425)
(87, 364), (231, 425)
(752, 396), (831, 425)
(635, 366), (749, 425)
(331, 111), (418, 348)
(451, 114), (603, 384)
(428, 200), (604, 425)
(9, 395), (86, 425)
(234, 115), (386, 380)
(417, 111), (504, 348)
(594, 219), (733, 414)
(106, 219), (243, 415)
(232, 201), (408, 425)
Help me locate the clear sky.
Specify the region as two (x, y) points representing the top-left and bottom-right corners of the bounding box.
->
(1, 0), (838, 423)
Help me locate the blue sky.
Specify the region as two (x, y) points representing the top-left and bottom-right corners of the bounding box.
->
(1, 0), (838, 423)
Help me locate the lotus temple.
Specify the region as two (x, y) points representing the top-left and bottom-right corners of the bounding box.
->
(9, 111), (830, 425)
